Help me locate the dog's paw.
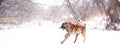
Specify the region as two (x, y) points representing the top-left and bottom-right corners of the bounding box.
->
(61, 42), (64, 44)
(74, 41), (76, 43)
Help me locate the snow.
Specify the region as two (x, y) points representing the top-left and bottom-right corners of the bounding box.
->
(85, 16), (107, 30)
(0, 21), (120, 52)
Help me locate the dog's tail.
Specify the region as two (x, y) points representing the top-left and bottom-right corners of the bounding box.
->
(81, 23), (86, 27)
(80, 23), (86, 28)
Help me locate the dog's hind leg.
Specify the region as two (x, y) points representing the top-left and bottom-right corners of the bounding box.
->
(74, 34), (79, 43)
(61, 33), (70, 44)
(81, 31), (86, 42)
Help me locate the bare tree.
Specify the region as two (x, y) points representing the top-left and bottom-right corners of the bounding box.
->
(0, 0), (4, 5)
(92, 0), (106, 14)
(105, 0), (120, 30)
(65, 0), (80, 23)
(46, 5), (65, 23)
(63, 0), (120, 30)
(64, 0), (95, 22)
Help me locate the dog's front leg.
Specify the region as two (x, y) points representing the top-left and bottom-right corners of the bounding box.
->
(61, 33), (70, 44)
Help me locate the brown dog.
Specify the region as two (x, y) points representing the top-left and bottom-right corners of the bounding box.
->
(60, 22), (86, 44)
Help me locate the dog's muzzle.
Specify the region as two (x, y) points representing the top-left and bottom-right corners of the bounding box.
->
(60, 26), (66, 30)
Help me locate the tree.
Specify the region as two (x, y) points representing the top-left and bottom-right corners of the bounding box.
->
(105, 0), (120, 30)
(0, 0), (42, 23)
(64, 0), (120, 30)
(65, 0), (80, 23)
(0, 0), (4, 5)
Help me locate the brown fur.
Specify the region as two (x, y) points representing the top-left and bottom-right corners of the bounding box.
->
(60, 22), (86, 44)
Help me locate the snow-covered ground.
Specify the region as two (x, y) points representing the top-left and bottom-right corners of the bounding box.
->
(0, 21), (120, 52)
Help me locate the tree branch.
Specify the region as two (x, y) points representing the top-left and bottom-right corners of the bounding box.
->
(65, 0), (80, 23)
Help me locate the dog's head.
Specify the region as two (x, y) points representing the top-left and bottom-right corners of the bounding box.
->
(60, 22), (73, 30)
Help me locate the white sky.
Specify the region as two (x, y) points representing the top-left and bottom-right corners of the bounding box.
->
(31, 0), (64, 6)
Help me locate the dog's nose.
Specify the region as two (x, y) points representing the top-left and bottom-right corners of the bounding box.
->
(60, 26), (63, 28)
(61, 26), (65, 30)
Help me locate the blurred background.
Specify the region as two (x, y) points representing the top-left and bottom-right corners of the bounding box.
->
(0, 0), (120, 52)
(0, 0), (120, 30)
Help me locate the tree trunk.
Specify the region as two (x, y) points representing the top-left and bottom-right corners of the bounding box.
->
(105, 0), (120, 30)
(65, 0), (80, 23)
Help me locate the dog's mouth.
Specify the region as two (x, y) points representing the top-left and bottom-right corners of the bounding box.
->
(60, 26), (66, 30)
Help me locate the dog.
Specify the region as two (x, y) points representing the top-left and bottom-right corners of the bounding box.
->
(60, 22), (86, 44)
